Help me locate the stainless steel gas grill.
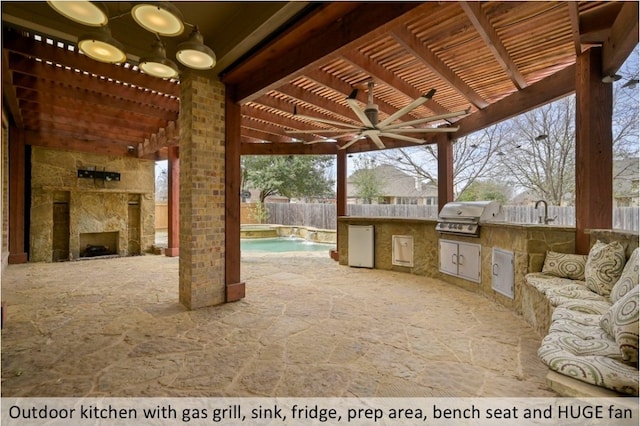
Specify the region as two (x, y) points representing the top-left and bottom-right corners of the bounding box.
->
(436, 201), (504, 237)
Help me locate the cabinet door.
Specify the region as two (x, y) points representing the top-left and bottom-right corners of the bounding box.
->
(492, 248), (514, 298)
(439, 240), (459, 276)
(457, 242), (481, 283)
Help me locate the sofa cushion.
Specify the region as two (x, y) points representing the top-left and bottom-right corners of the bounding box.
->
(585, 240), (626, 296)
(600, 286), (639, 365)
(553, 299), (612, 316)
(525, 273), (586, 295)
(538, 333), (638, 395)
(542, 251), (588, 280)
(545, 287), (609, 307)
(549, 319), (611, 340)
(552, 307), (603, 327)
(610, 248), (639, 303)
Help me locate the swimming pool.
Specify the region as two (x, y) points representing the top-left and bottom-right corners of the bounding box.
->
(241, 237), (335, 253)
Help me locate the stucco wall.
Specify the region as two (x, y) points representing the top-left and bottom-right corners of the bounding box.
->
(30, 146), (155, 262)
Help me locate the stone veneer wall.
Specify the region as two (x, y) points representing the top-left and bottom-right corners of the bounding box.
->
(178, 74), (226, 309)
(30, 146), (155, 262)
(337, 217), (576, 313)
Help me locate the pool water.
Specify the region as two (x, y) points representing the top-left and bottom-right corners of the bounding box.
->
(241, 237), (335, 253)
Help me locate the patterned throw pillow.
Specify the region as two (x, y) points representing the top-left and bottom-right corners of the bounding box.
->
(600, 286), (639, 364)
(585, 241), (626, 296)
(610, 248), (639, 303)
(542, 251), (588, 280)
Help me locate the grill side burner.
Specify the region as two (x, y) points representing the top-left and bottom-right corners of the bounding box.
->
(436, 201), (504, 237)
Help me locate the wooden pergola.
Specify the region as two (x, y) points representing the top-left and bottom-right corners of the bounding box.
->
(2, 2), (638, 306)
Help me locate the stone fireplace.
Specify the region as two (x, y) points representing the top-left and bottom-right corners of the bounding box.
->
(79, 231), (118, 258)
(30, 147), (155, 262)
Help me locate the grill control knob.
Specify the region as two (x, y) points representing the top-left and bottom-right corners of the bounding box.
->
(468, 225), (474, 230)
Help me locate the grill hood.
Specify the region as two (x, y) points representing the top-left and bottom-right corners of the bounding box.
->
(436, 201), (504, 237)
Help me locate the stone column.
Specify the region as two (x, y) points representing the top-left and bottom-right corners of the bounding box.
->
(165, 146), (179, 257)
(179, 73), (226, 309)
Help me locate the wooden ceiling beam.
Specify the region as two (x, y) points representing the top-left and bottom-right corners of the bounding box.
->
(391, 24), (489, 109)
(21, 117), (148, 142)
(455, 64), (575, 139)
(241, 141), (338, 156)
(1, 48), (23, 128)
(18, 96), (171, 129)
(223, 2), (424, 103)
(459, 1), (528, 91)
(579, 2), (624, 42)
(24, 129), (140, 157)
(247, 94), (341, 124)
(3, 28), (179, 96)
(241, 126), (290, 144)
(303, 68), (423, 121)
(567, 2), (583, 56)
(275, 83), (359, 124)
(9, 58), (178, 111)
(138, 121), (179, 158)
(340, 49), (450, 115)
(16, 86), (178, 121)
(242, 104), (336, 140)
(602, 1), (639, 78)
(20, 102), (165, 132)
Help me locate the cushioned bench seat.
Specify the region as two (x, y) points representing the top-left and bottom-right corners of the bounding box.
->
(524, 242), (639, 396)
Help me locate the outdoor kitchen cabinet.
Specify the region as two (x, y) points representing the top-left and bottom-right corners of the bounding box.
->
(439, 239), (481, 283)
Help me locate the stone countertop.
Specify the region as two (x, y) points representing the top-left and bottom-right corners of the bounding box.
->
(338, 216), (437, 224)
(481, 221), (575, 232)
(338, 216), (575, 232)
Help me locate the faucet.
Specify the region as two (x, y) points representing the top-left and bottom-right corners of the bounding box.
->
(534, 199), (556, 224)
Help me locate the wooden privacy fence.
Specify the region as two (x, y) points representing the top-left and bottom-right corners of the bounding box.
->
(265, 203), (639, 232)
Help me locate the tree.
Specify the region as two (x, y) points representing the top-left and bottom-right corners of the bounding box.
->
(155, 161), (168, 201)
(496, 97), (576, 205)
(350, 157), (383, 204)
(379, 123), (509, 198)
(242, 155), (334, 202)
(457, 179), (512, 203)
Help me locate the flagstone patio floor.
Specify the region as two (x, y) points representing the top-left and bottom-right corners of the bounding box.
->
(1, 252), (557, 397)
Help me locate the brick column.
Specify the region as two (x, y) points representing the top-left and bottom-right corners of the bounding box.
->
(178, 73), (226, 309)
(165, 146), (179, 257)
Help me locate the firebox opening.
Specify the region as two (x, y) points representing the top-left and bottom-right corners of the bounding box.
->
(79, 232), (119, 258)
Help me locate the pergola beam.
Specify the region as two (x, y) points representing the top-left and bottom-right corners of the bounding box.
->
(601, 1), (639, 78)
(459, 1), (528, 91)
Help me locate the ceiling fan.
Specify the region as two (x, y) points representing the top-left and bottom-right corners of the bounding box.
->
(286, 81), (470, 150)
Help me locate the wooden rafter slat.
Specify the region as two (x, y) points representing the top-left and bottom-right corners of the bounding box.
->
(391, 24), (488, 109)
(459, 1), (528, 90)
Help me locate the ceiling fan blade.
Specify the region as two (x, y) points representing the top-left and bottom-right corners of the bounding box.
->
(379, 133), (426, 144)
(304, 132), (358, 144)
(382, 107), (471, 130)
(338, 137), (361, 150)
(293, 112), (361, 129)
(368, 133), (386, 149)
(346, 97), (375, 128)
(377, 88), (436, 128)
(384, 126), (460, 133)
(285, 128), (359, 134)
